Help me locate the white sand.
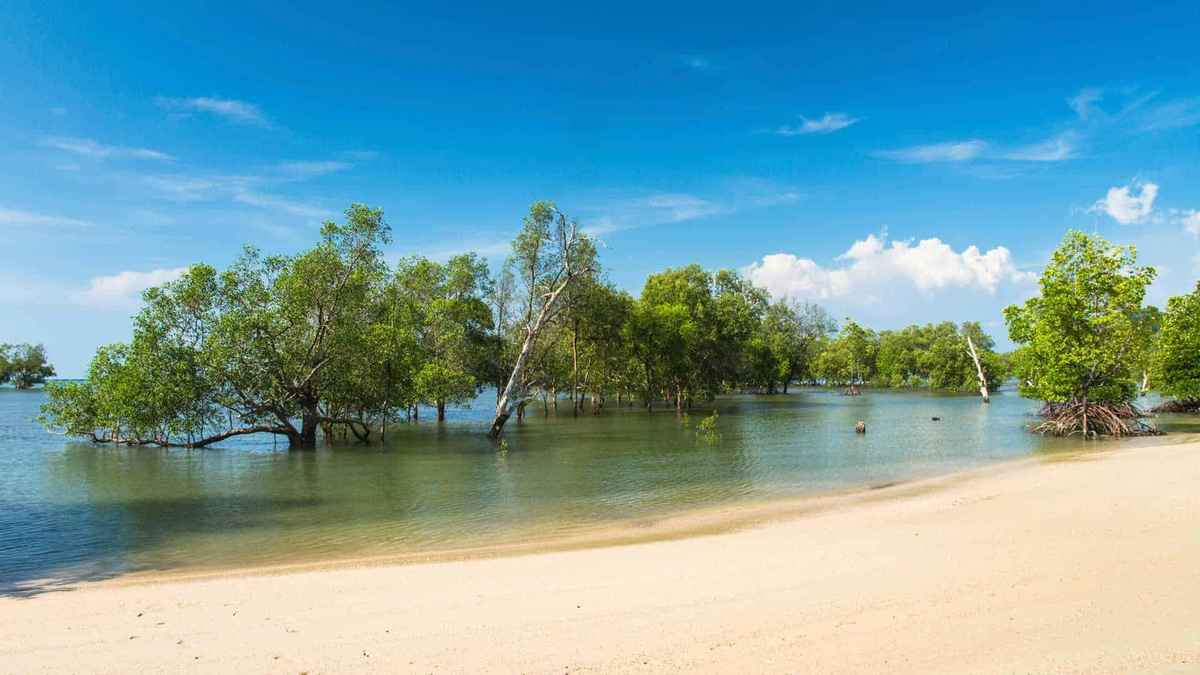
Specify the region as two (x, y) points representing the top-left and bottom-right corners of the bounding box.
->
(2, 440), (1199, 674)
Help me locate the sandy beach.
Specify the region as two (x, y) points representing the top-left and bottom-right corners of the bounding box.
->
(2, 439), (1198, 674)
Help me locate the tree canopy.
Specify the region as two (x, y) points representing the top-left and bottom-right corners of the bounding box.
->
(1150, 282), (1200, 406)
(41, 200), (1027, 449)
(1004, 230), (1158, 437)
(0, 343), (55, 389)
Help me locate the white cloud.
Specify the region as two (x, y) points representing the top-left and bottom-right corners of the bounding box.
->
(584, 180), (801, 236)
(1091, 181), (1158, 224)
(1175, 209), (1200, 236)
(276, 161), (351, 178)
(231, 186), (338, 220)
(743, 254), (854, 299)
(776, 112), (859, 136)
(586, 193), (726, 235)
(0, 207), (95, 228)
(76, 267), (188, 306)
(637, 194), (724, 221)
(1136, 98), (1200, 132)
(876, 140), (989, 163)
(158, 96), (269, 126)
(743, 230), (1033, 302)
(1003, 132), (1078, 161)
(131, 168), (338, 221)
(139, 174), (225, 202)
(42, 136), (175, 161)
(1068, 87), (1107, 119)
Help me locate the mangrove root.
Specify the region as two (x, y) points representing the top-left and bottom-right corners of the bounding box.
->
(1151, 397), (1200, 414)
(1029, 401), (1160, 439)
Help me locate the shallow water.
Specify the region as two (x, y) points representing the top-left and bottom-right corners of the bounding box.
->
(1, 385), (1195, 592)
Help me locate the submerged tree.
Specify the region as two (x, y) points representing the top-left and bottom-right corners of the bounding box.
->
(1004, 231), (1158, 438)
(396, 253), (494, 420)
(41, 205), (396, 449)
(488, 201), (598, 438)
(1150, 282), (1200, 412)
(761, 299), (837, 393)
(0, 343), (56, 389)
(817, 318), (876, 390)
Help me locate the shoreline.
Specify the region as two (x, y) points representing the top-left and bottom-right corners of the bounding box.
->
(10, 431), (1191, 591)
(49, 444), (1086, 590)
(3, 436), (1198, 673)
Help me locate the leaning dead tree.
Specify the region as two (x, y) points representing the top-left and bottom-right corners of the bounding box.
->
(488, 202), (597, 439)
(965, 334), (989, 403)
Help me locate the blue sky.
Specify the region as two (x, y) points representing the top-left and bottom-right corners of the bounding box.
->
(3, 0), (1199, 376)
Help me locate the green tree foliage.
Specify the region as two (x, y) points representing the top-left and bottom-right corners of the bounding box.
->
(631, 265), (768, 408)
(751, 298), (838, 393)
(395, 253), (494, 419)
(40, 204), (478, 448)
(872, 322), (1008, 392)
(1129, 305), (1162, 395)
(1004, 231), (1158, 437)
(1150, 282), (1200, 405)
(41, 197), (1076, 449)
(489, 201), (598, 437)
(817, 319), (877, 386)
(1004, 231), (1156, 406)
(0, 343), (56, 389)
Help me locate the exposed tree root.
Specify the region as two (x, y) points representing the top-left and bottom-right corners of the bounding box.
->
(1151, 397), (1200, 414)
(1030, 401), (1160, 439)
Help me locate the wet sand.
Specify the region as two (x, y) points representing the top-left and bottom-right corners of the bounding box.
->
(2, 439), (1198, 673)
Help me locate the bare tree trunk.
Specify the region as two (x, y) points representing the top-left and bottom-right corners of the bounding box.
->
(1141, 370), (1150, 396)
(489, 263), (582, 437)
(966, 334), (990, 404)
(1082, 396), (1089, 439)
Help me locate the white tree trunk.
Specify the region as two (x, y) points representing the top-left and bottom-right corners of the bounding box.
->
(966, 334), (990, 403)
(488, 280), (571, 438)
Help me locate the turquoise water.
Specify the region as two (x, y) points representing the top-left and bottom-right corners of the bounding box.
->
(1, 385), (1193, 594)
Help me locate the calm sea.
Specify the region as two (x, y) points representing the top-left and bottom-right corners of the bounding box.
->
(2, 384), (1194, 594)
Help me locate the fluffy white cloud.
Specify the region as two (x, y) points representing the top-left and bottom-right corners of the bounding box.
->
(742, 231), (1033, 302)
(76, 267), (188, 306)
(776, 112), (859, 136)
(1092, 181), (1158, 224)
(876, 140), (988, 163)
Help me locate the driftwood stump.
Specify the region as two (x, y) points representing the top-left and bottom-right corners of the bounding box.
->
(855, 421), (866, 434)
